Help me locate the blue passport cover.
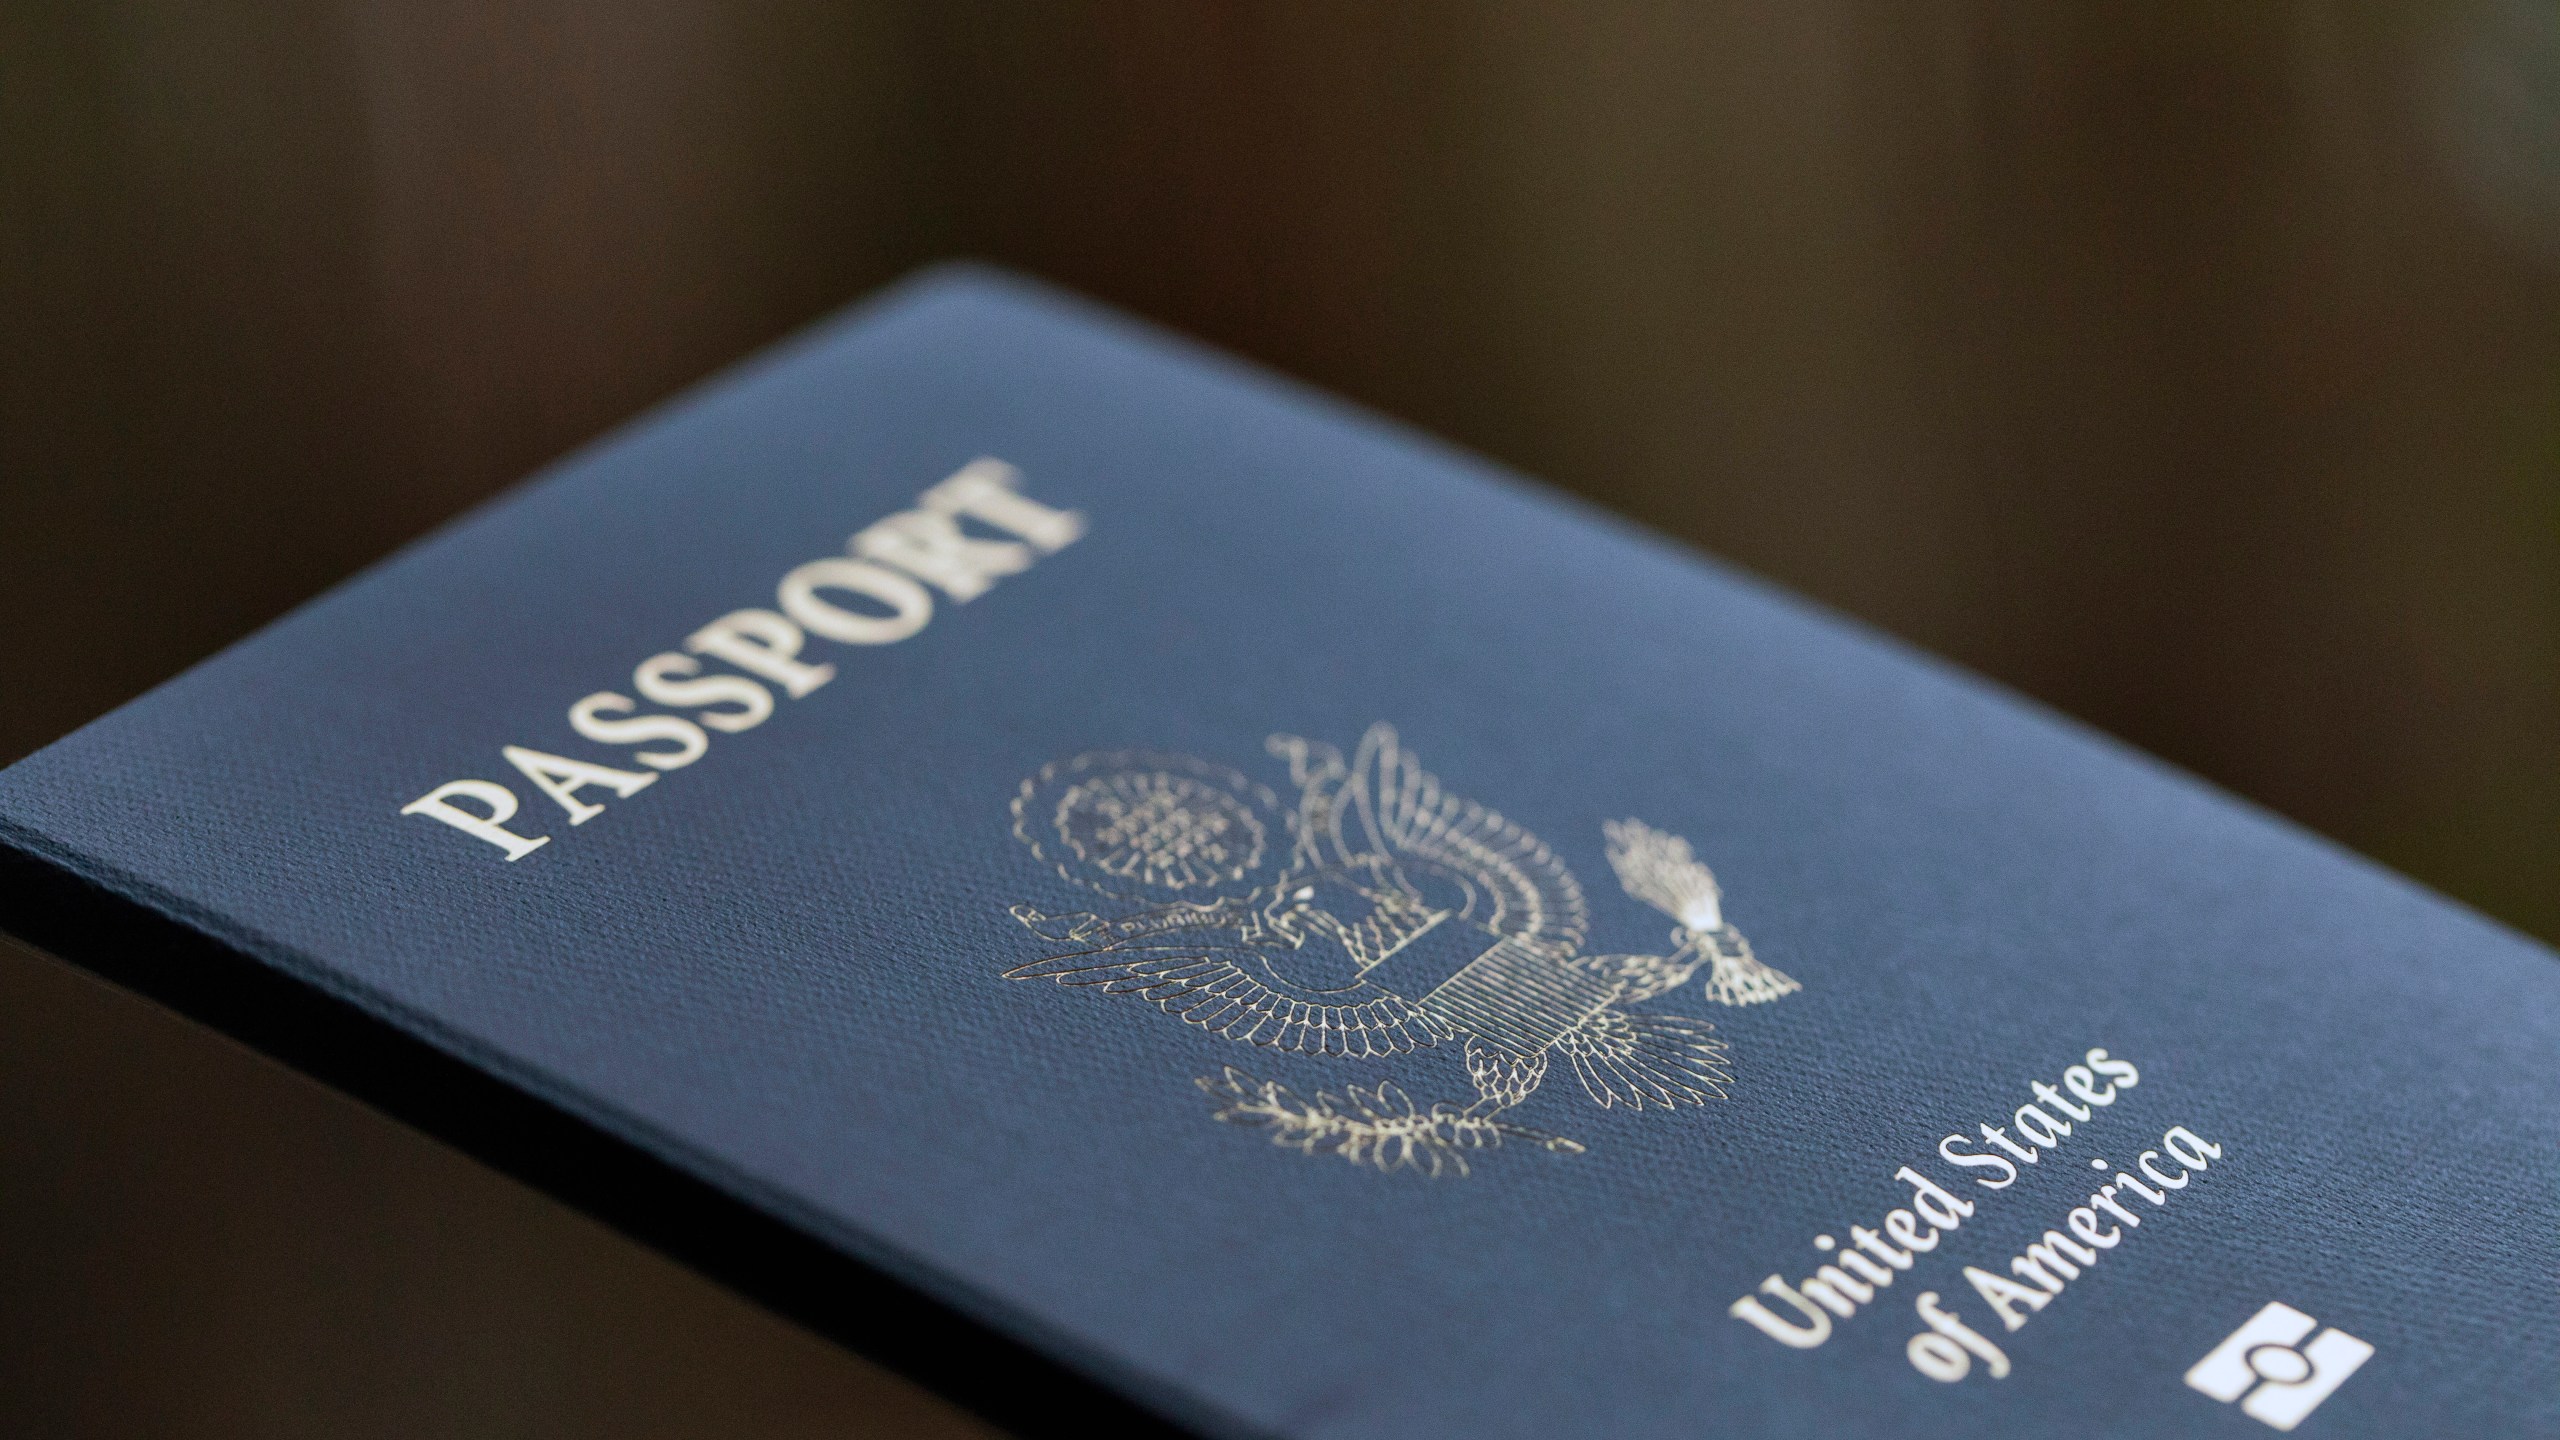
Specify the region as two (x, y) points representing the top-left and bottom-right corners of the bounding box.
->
(3, 268), (2554, 1438)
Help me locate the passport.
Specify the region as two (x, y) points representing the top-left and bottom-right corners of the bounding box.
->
(2, 266), (2554, 1439)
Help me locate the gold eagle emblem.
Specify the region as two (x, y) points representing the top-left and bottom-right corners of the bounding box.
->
(1006, 724), (1799, 1174)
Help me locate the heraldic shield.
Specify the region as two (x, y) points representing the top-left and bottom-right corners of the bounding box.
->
(1005, 724), (1801, 1174)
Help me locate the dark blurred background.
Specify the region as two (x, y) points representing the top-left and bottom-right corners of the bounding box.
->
(3, 3), (2556, 1436)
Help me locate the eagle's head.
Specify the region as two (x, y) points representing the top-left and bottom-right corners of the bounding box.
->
(1256, 857), (1451, 980)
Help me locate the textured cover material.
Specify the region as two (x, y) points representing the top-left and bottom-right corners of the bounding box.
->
(2, 267), (2555, 1439)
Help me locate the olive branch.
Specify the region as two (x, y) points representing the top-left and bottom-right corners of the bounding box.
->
(1197, 1067), (1585, 1177)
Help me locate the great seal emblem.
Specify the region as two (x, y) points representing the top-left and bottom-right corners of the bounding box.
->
(1006, 723), (1800, 1174)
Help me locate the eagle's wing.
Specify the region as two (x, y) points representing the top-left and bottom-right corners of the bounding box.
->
(1344, 724), (1589, 951)
(1005, 941), (1455, 1057)
(1554, 1007), (1733, 1110)
(1581, 949), (1702, 1006)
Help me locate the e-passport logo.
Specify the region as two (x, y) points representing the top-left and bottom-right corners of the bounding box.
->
(2185, 1302), (2373, 1432)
